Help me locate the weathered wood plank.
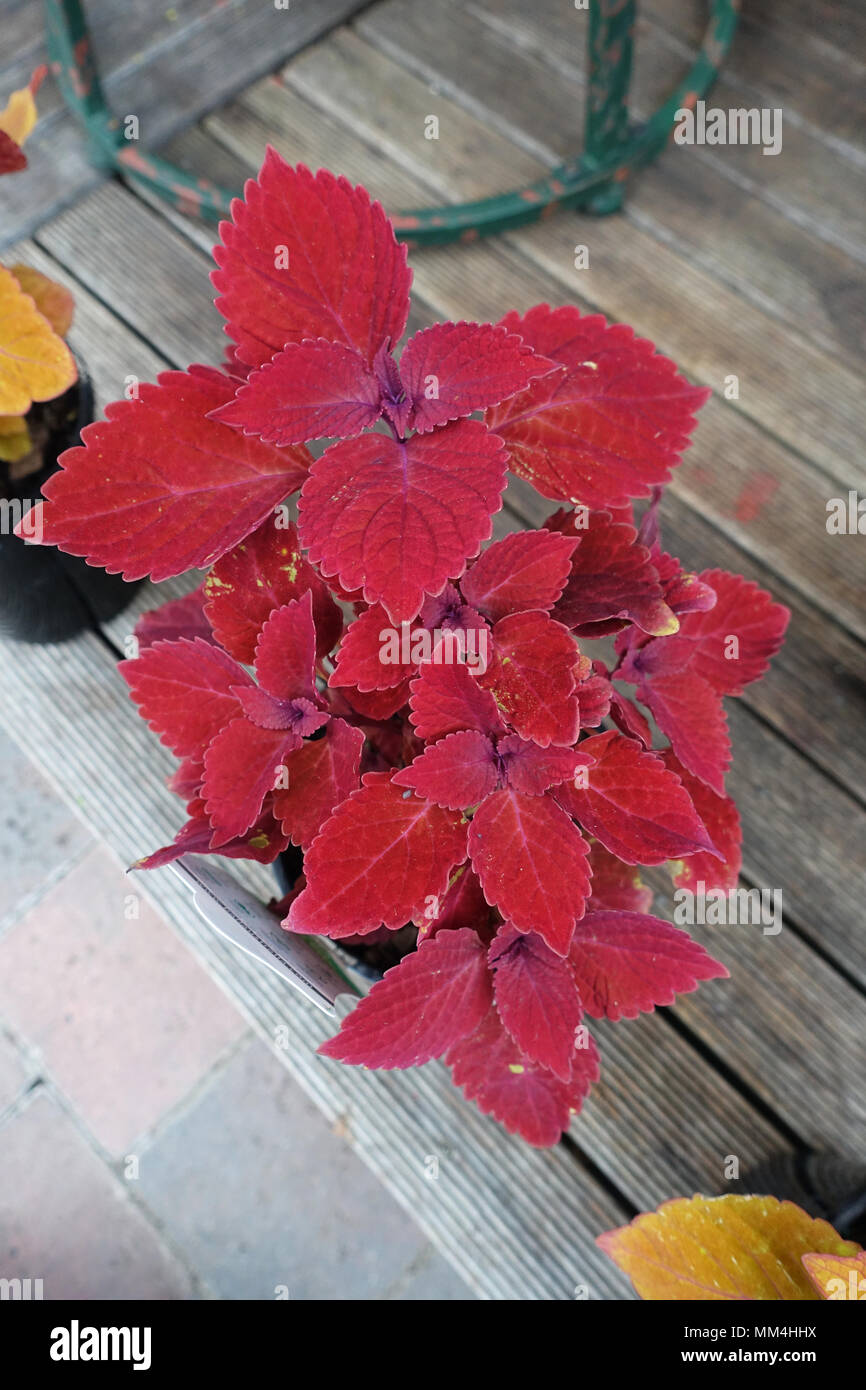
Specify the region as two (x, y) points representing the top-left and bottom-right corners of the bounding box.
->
(0, 0), (369, 247)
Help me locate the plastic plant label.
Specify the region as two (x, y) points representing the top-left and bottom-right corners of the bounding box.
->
(171, 854), (355, 1015)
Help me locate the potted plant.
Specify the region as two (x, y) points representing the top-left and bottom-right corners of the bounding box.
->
(25, 150), (789, 1144)
(0, 68), (138, 642)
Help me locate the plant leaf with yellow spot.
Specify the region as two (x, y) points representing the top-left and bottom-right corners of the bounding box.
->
(597, 1194), (861, 1300)
(0, 264), (77, 415)
(802, 1250), (866, 1301)
(9, 264), (74, 338)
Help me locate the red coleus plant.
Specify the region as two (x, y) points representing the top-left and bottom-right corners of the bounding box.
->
(25, 151), (790, 1146)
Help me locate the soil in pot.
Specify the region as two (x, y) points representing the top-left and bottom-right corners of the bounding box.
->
(0, 365), (141, 644)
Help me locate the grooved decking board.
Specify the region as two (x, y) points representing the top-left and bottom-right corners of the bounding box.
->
(0, 0), (369, 247)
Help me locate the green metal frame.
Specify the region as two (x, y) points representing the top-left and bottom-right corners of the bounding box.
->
(44, 0), (740, 246)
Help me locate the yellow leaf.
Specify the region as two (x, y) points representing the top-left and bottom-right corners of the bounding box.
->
(9, 264), (75, 337)
(0, 67), (43, 147)
(802, 1250), (866, 1301)
(598, 1194), (861, 1301)
(0, 264), (77, 415)
(0, 417), (31, 463)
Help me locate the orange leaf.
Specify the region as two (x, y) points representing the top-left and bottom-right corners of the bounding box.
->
(0, 73), (41, 147)
(802, 1250), (866, 1301)
(9, 264), (75, 337)
(597, 1194), (861, 1301)
(0, 264), (77, 415)
(0, 417), (31, 464)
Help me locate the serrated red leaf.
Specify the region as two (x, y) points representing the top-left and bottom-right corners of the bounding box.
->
(661, 751), (742, 893)
(640, 670), (732, 796)
(212, 153), (411, 369)
(204, 515), (341, 663)
(318, 928), (492, 1068)
(586, 842), (654, 914)
(608, 686), (653, 747)
(298, 420), (507, 624)
(485, 304), (710, 507)
(468, 789), (591, 955)
(119, 637), (252, 760)
(446, 1006), (599, 1146)
(568, 910), (728, 1021)
(338, 680), (413, 721)
(33, 366), (311, 582)
(134, 585), (213, 650)
(489, 925), (584, 1080)
(286, 772), (467, 937)
(552, 510), (678, 636)
(393, 730), (498, 809)
(329, 604), (418, 692)
(135, 806), (289, 869)
(211, 338), (382, 445)
(272, 718), (364, 850)
(557, 729), (718, 864)
(398, 321), (554, 434)
(498, 734), (593, 795)
(461, 529), (578, 622)
(203, 717), (301, 843)
(253, 592), (318, 702)
(420, 863), (493, 939)
(575, 670), (613, 728)
(479, 610), (579, 747)
(0, 127), (27, 174)
(408, 656), (506, 742)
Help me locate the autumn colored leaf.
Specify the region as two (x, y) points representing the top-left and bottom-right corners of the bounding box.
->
(468, 789), (591, 955)
(203, 717), (303, 844)
(802, 1250), (866, 1301)
(9, 264), (74, 338)
(489, 924), (584, 1079)
(0, 68), (43, 148)
(119, 636), (252, 760)
(585, 841), (653, 915)
(662, 750), (742, 893)
(0, 128), (27, 175)
(558, 730), (718, 865)
(420, 863), (493, 939)
(212, 338), (382, 445)
(0, 263), (76, 415)
(598, 1195), (860, 1300)
(486, 304), (710, 507)
(552, 509), (678, 637)
(461, 529), (578, 623)
(393, 730), (499, 810)
(479, 609), (579, 747)
(252, 592), (319, 704)
(135, 806), (289, 870)
(204, 515), (342, 663)
(212, 152), (411, 369)
(447, 1006), (599, 1147)
(408, 659), (506, 742)
(496, 734), (593, 796)
(319, 928), (492, 1068)
(33, 366), (312, 581)
(272, 719), (364, 850)
(298, 419), (507, 624)
(134, 586), (213, 650)
(286, 772), (468, 937)
(329, 604), (419, 692)
(568, 910), (727, 1021)
(398, 320), (555, 433)
(641, 670), (732, 795)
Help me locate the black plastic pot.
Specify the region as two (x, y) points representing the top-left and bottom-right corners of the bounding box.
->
(274, 846), (415, 982)
(0, 364), (140, 644)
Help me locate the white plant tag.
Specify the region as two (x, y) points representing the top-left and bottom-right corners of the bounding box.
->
(171, 854), (354, 1015)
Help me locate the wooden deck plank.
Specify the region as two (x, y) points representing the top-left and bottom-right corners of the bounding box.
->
(0, 0), (368, 248)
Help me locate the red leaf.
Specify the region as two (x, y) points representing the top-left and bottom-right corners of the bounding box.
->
(468, 789), (591, 955)
(0, 128), (27, 175)
(608, 686), (653, 747)
(318, 928), (492, 1068)
(489, 925), (584, 1079)
(558, 729), (718, 864)
(398, 321), (554, 433)
(575, 670), (613, 728)
(498, 734), (594, 796)
(272, 718), (364, 850)
(586, 842), (654, 914)
(408, 655), (507, 742)
(211, 339), (382, 445)
(661, 751), (742, 893)
(641, 670), (732, 796)
(298, 420), (507, 624)
(486, 304), (710, 507)
(135, 807), (289, 869)
(552, 510), (678, 636)
(338, 680), (413, 721)
(479, 610), (579, 747)
(134, 585), (212, 649)
(446, 1007), (599, 1146)
(253, 592), (318, 702)
(461, 529), (578, 622)
(119, 637), (252, 760)
(420, 863), (493, 939)
(286, 772), (468, 936)
(568, 910), (728, 1021)
(203, 718), (301, 843)
(212, 153), (411, 369)
(35, 366), (311, 582)
(204, 516), (341, 663)
(393, 730), (498, 810)
(329, 604), (418, 692)
(637, 570), (789, 696)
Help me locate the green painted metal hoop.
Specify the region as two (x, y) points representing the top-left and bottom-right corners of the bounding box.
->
(44, 0), (739, 246)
